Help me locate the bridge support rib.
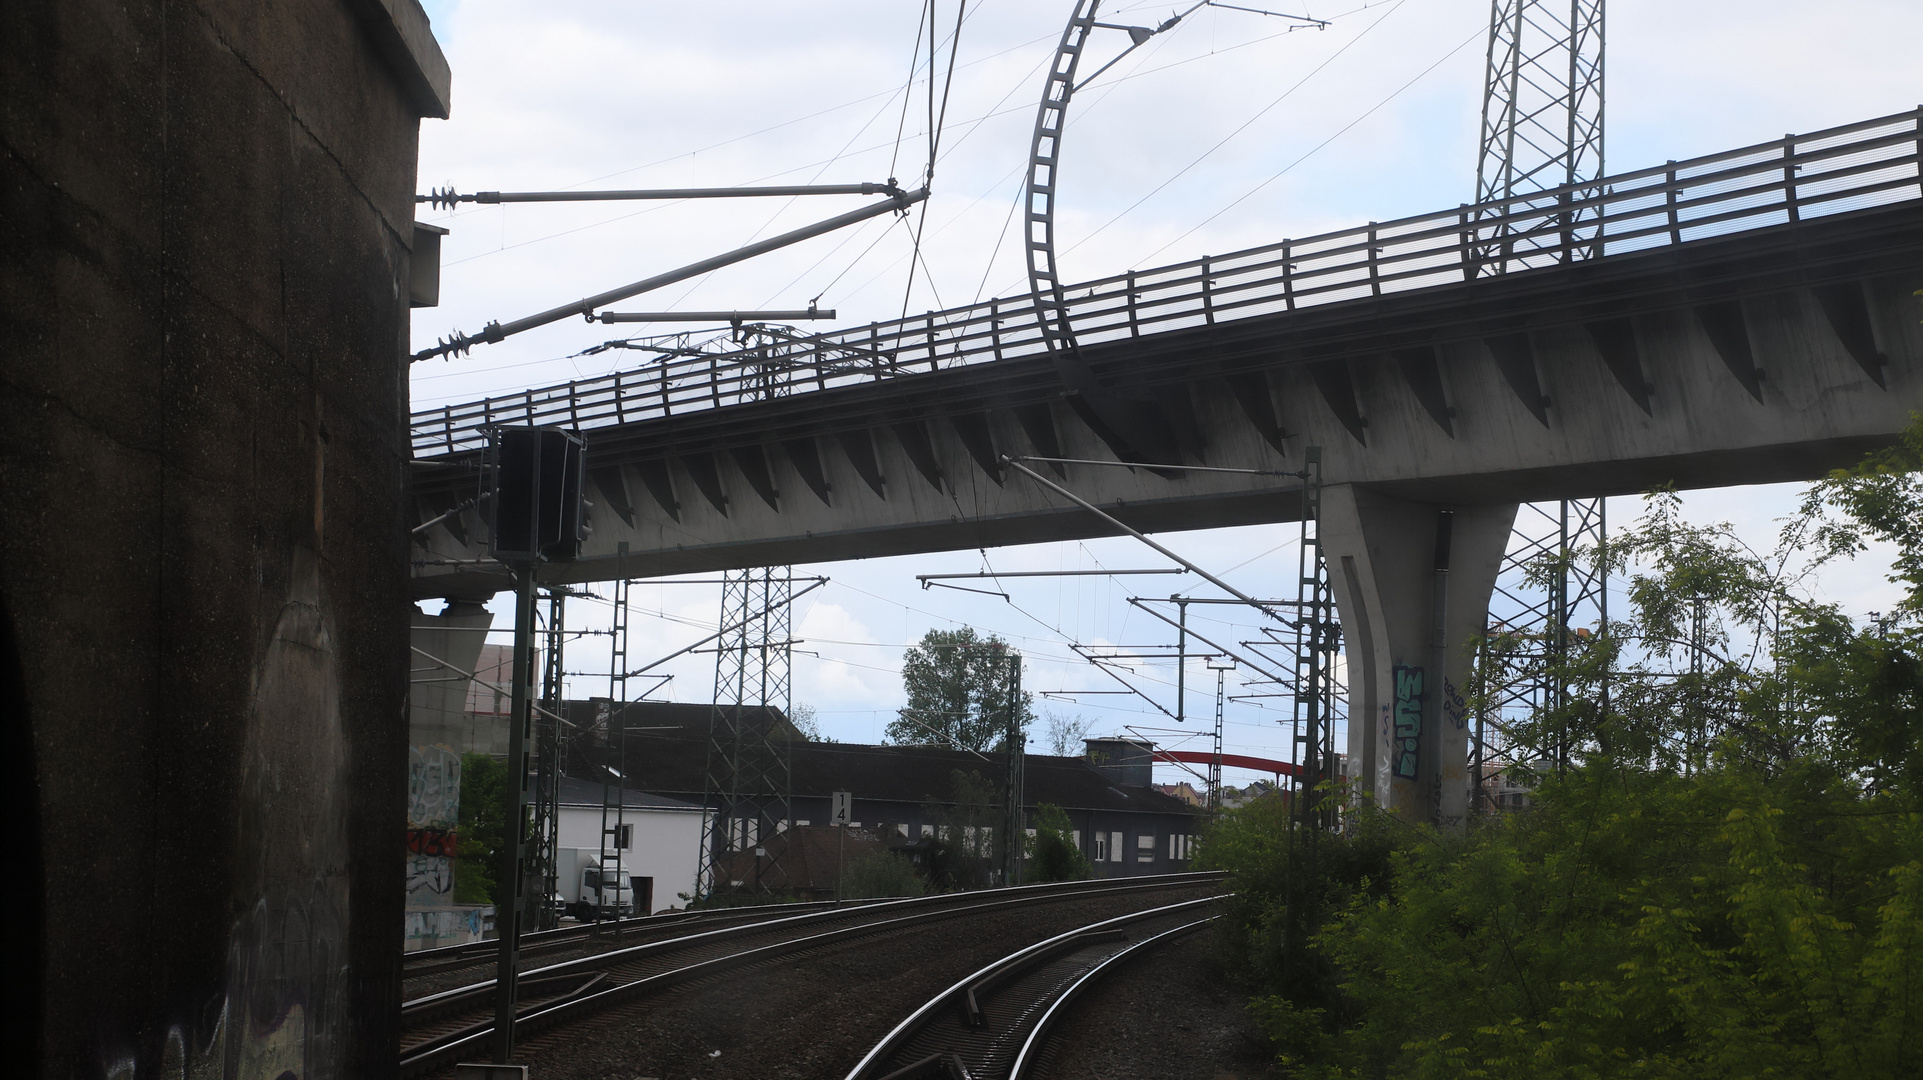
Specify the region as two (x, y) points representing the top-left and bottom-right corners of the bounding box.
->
(1322, 487), (1516, 829)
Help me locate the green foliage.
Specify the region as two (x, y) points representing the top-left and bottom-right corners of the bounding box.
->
(920, 768), (1002, 891)
(840, 851), (925, 899)
(1042, 709), (1095, 756)
(1025, 803), (1092, 883)
(887, 626), (1035, 750)
(453, 752), (505, 905)
(1208, 418), (1923, 1079)
(790, 701), (836, 742)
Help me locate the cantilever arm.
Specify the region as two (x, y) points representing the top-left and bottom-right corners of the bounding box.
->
(414, 187), (927, 362)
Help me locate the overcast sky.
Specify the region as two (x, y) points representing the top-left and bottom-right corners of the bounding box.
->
(410, 1), (1920, 782)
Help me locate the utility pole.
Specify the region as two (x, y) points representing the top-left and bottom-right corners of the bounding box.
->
(1000, 648), (1026, 887)
(1174, 598), (1188, 725)
(484, 426), (585, 1066)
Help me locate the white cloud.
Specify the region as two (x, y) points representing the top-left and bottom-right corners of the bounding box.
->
(413, 0), (1919, 770)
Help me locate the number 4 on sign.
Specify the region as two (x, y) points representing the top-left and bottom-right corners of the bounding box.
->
(831, 791), (853, 827)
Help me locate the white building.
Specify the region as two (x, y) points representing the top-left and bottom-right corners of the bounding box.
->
(556, 776), (708, 914)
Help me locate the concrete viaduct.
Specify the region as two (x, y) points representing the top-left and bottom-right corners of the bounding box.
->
(411, 112), (1923, 826)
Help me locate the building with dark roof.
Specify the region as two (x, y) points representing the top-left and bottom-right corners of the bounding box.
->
(561, 700), (1205, 882)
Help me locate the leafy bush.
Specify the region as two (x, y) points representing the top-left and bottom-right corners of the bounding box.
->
(1208, 419), (1923, 1079)
(840, 851), (925, 900)
(453, 752), (504, 905)
(1026, 803), (1092, 883)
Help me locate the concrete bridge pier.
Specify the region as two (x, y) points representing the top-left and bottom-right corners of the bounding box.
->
(1322, 487), (1516, 828)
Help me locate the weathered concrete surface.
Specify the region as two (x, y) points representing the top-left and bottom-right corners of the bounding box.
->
(0, 1), (445, 1076)
(409, 201), (1923, 599)
(1323, 490), (1516, 826)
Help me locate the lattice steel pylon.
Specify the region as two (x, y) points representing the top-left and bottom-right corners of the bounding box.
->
(1475, 501), (1609, 794)
(695, 568), (795, 898)
(692, 323), (802, 900)
(1474, 0), (1606, 265)
(1470, 1), (1609, 800)
(528, 587), (566, 931)
(1290, 447), (1342, 834)
(594, 576), (633, 922)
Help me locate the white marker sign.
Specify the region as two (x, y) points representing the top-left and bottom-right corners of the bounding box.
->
(830, 790), (853, 826)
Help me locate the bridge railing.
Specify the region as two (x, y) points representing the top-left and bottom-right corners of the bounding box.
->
(413, 107), (1923, 457)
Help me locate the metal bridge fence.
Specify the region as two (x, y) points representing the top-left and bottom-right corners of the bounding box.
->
(412, 108), (1923, 458)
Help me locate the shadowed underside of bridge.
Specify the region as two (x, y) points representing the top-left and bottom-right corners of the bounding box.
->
(411, 156), (1923, 601)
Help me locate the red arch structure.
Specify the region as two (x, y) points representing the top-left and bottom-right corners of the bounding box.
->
(1151, 749), (1298, 778)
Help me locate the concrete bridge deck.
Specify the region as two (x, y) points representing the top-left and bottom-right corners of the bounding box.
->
(409, 109), (1923, 600)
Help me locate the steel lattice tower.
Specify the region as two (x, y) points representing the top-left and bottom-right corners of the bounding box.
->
(695, 568), (795, 898)
(1471, 2), (1610, 798)
(528, 588), (566, 931)
(693, 324), (801, 900)
(1290, 448), (1342, 834)
(1474, 0), (1606, 264)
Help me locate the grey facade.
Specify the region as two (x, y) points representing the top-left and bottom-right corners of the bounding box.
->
(1, 1), (447, 1075)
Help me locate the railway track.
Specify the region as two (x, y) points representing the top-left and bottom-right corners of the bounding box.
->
(841, 897), (1218, 1080)
(400, 872), (1223, 1077)
(403, 898), (850, 986)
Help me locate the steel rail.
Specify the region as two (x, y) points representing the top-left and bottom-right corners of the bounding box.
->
(410, 109), (1923, 456)
(841, 897), (1219, 1080)
(398, 871), (1224, 1076)
(402, 896), (848, 978)
(1005, 916), (1217, 1079)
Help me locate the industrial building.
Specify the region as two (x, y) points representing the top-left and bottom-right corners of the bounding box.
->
(561, 701), (1204, 884)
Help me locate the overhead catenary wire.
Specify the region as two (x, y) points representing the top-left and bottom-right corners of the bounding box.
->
(899, 0), (966, 320)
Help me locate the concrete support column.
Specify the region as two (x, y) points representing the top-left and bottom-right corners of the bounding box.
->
(1323, 486), (1516, 828)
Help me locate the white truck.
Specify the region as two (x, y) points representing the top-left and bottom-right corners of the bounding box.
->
(554, 855), (634, 920)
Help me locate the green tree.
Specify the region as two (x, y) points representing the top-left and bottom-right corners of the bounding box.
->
(920, 768), (1002, 891)
(453, 752), (506, 905)
(1206, 417), (1923, 1078)
(1042, 709), (1095, 756)
(1025, 803), (1092, 883)
(887, 626), (1034, 750)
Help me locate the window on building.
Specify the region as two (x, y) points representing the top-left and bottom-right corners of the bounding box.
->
(1110, 831), (1125, 863)
(1093, 832), (1110, 862)
(1071, 830), (1082, 850)
(1168, 834), (1193, 860)
(920, 823), (935, 838)
(897, 823), (911, 838)
(614, 823), (633, 850)
(1137, 834), (1156, 863)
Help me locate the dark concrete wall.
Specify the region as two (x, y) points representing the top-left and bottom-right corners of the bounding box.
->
(0, 1), (445, 1076)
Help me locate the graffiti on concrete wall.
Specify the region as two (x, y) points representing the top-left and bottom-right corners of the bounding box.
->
(406, 852), (453, 906)
(1392, 664), (1423, 780)
(404, 905), (495, 949)
(1443, 677), (1466, 730)
(408, 744), (461, 829)
(407, 744), (462, 908)
(406, 826), (459, 857)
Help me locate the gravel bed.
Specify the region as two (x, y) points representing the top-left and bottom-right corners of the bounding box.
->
(492, 884), (1224, 1080)
(1030, 930), (1277, 1080)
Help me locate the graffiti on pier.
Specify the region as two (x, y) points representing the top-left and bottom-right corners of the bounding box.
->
(406, 827), (459, 858)
(404, 905), (495, 949)
(406, 852), (454, 905)
(1392, 664), (1423, 780)
(407, 744), (462, 829)
(1443, 677), (1466, 730)
(407, 744), (462, 907)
